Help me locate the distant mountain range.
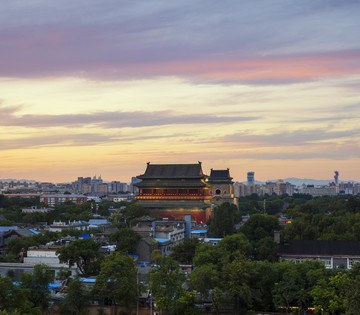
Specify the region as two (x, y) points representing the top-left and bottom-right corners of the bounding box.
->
(0, 179), (37, 183)
(269, 178), (334, 186)
(242, 178), (358, 186)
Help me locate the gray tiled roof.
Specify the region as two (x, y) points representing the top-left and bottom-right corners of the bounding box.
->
(209, 169), (231, 179)
(137, 163), (205, 179)
(278, 240), (360, 256)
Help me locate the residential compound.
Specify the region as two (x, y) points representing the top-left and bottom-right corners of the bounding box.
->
(234, 171), (360, 198)
(234, 179), (295, 197)
(1, 170), (359, 209)
(71, 175), (131, 194)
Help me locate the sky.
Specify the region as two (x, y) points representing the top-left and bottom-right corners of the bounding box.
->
(1, 0), (360, 183)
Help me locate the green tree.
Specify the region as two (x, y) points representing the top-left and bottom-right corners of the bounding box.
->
(208, 202), (240, 237)
(223, 255), (258, 314)
(193, 243), (227, 268)
(170, 238), (199, 264)
(238, 214), (280, 244)
(0, 275), (32, 314)
(344, 264), (360, 314)
(189, 263), (220, 300)
(150, 256), (185, 314)
(272, 263), (304, 312)
(311, 273), (347, 314)
(93, 252), (138, 311)
(122, 204), (149, 226)
(0, 219), (13, 226)
(56, 238), (102, 276)
(346, 196), (360, 213)
(0, 194), (6, 208)
(56, 267), (71, 280)
(256, 236), (278, 261)
(189, 263), (224, 313)
(238, 214), (280, 260)
(19, 264), (54, 310)
(172, 290), (197, 315)
(265, 199), (284, 215)
(109, 228), (141, 254)
(252, 261), (279, 311)
(273, 260), (327, 313)
(218, 233), (252, 260)
(59, 277), (90, 315)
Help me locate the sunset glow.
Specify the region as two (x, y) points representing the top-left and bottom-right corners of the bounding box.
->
(1, 1), (360, 182)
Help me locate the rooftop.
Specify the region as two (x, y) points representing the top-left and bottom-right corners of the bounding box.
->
(278, 240), (360, 257)
(137, 162), (205, 179)
(209, 169), (232, 180)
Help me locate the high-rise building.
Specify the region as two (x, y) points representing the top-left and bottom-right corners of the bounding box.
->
(131, 177), (142, 194)
(247, 172), (255, 185)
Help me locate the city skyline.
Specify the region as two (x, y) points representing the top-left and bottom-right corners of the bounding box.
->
(1, 1), (360, 182)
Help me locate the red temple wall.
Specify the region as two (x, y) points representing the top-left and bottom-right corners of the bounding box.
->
(149, 208), (212, 224)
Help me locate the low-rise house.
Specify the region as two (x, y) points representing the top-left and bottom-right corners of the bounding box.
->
(136, 237), (172, 261)
(191, 229), (208, 239)
(40, 194), (87, 206)
(87, 219), (111, 229)
(22, 206), (52, 213)
(203, 238), (222, 246)
(24, 245), (77, 276)
(93, 227), (119, 245)
(132, 216), (186, 245)
(49, 220), (90, 232)
(277, 240), (360, 269)
(0, 226), (37, 255)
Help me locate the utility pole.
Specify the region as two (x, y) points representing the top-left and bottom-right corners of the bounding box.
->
(136, 270), (139, 315)
(263, 199), (266, 214)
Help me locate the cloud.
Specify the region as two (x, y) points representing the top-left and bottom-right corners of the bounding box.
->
(0, 133), (120, 150)
(218, 129), (360, 147)
(0, 1), (359, 83)
(108, 141), (360, 161)
(0, 105), (257, 128)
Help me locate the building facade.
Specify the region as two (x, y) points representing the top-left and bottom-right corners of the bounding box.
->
(207, 169), (236, 206)
(135, 162), (212, 223)
(40, 194), (88, 206)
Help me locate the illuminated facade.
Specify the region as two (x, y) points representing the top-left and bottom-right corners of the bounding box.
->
(207, 169), (236, 206)
(135, 162), (212, 223)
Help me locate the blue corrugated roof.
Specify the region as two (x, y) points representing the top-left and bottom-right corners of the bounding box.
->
(79, 278), (96, 283)
(191, 230), (207, 234)
(13, 282), (61, 289)
(88, 219), (109, 224)
(154, 238), (170, 243)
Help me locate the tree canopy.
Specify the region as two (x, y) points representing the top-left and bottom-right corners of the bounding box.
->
(207, 202), (240, 237)
(93, 252), (139, 309)
(109, 227), (141, 254)
(56, 238), (102, 276)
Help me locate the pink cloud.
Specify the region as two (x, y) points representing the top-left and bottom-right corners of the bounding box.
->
(118, 51), (360, 82)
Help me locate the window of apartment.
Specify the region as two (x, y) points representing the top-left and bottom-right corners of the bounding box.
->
(348, 258), (360, 269)
(318, 258), (332, 269)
